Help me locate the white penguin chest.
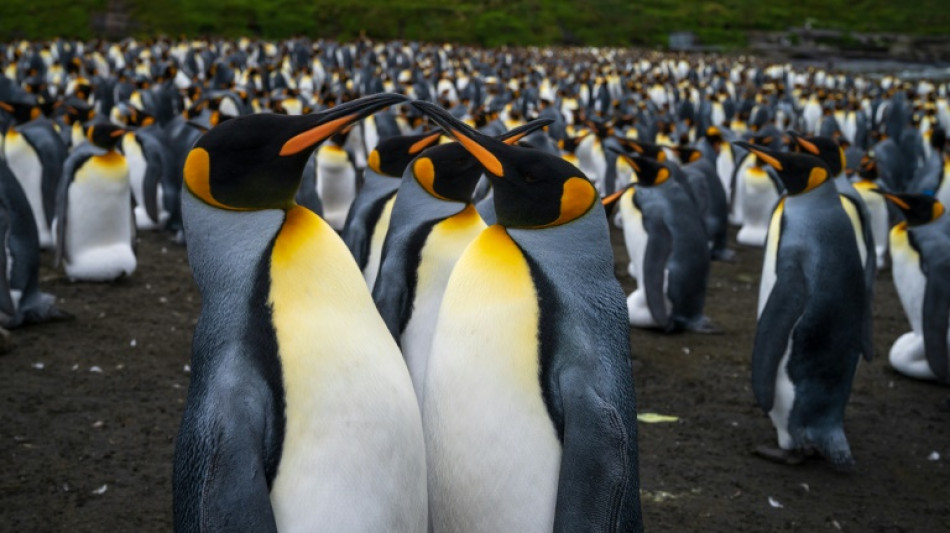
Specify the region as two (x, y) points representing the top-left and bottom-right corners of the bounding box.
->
(620, 189), (648, 282)
(362, 194), (396, 291)
(890, 224), (927, 334)
(66, 152), (132, 251)
(424, 225), (561, 532)
(758, 199), (786, 317)
(4, 131), (47, 232)
(122, 135), (148, 203)
(267, 207), (425, 532)
(401, 205), (486, 403)
(316, 146), (356, 230)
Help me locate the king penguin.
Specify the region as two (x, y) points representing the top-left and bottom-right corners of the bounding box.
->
(172, 93), (427, 533)
(372, 106), (550, 405)
(0, 98), (67, 249)
(0, 158), (70, 328)
(411, 100), (643, 532)
(55, 123), (137, 282)
(315, 127), (359, 231)
(738, 142), (873, 469)
(341, 130), (443, 291)
(880, 193), (950, 383)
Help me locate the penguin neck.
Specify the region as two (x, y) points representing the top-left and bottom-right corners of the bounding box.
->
(182, 189), (285, 305)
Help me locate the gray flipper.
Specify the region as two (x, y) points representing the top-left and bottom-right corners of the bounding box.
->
(141, 138), (161, 224)
(0, 210), (14, 318)
(752, 255), (807, 412)
(922, 262), (950, 382)
(554, 365), (642, 533)
(54, 146), (96, 267)
(641, 214), (672, 328)
(173, 345), (280, 533)
(840, 192), (876, 361)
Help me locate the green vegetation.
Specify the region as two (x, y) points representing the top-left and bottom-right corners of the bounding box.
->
(1, 0), (948, 48)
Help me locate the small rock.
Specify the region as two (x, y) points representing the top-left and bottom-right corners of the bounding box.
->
(91, 484), (108, 495)
(89, 366), (103, 373)
(115, 364), (124, 370)
(62, 484), (70, 492)
(71, 364), (79, 371)
(800, 483), (809, 492)
(928, 451), (940, 461)
(32, 362), (45, 370)
(92, 420), (104, 428)
(832, 520), (842, 530)
(681, 347), (691, 355)
(768, 496), (783, 509)
(183, 364), (191, 373)
(130, 339), (137, 347)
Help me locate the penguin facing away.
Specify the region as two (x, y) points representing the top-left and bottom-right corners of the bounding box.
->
(173, 93), (427, 533)
(412, 100), (643, 532)
(341, 130), (443, 290)
(739, 143), (872, 470)
(55, 123), (137, 282)
(880, 193), (950, 383)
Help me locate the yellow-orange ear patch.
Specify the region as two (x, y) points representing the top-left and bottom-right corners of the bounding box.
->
(934, 202), (946, 220)
(367, 149), (381, 173)
(413, 157), (449, 200)
(656, 168), (671, 184)
(805, 166), (828, 191)
(184, 147), (239, 210)
(536, 177), (595, 228)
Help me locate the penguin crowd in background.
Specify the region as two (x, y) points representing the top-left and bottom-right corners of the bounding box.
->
(2, 35), (950, 528)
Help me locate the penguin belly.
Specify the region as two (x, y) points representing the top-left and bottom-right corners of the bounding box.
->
(736, 168), (779, 247)
(268, 207), (426, 532)
(424, 226), (561, 532)
(316, 146), (357, 231)
(620, 189), (668, 327)
(63, 153), (136, 282)
(123, 135), (165, 230)
(855, 182), (889, 269)
(888, 223), (943, 380)
(401, 204), (486, 404)
(363, 194), (396, 291)
(716, 145), (734, 199)
(4, 131), (52, 248)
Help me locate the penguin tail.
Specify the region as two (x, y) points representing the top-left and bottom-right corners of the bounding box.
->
(809, 426), (854, 472)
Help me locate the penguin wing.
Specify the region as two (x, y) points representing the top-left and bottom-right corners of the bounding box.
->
(922, 259), (950, 382)
(841, 193), (877, 362)
(54, 148), (94, 267)
(751, 258), (807, 412)
(22, 124), (68, 228)
(139, 135), (162, 224)
(641, 214), (673, 328)
(0, 210), (15, 319)
(172, 350), (280, 533)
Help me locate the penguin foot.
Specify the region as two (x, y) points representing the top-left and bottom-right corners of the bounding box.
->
(686, 317), (724, 335)
(754, 445), (806, 466)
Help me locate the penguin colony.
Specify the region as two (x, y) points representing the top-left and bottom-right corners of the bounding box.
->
(1, 36), (949, 529)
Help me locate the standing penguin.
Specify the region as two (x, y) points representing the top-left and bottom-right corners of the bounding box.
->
(372, 109), (550, 404)
(880, 193), (950, 383)
(612, 153), (717, 333)
(738, 143), (873, 469)
(411, 100), (643, 532)
(0, 98), (67, 249)
(173, 93), (427, 533)
(341, 130), (442, 290)
(0, 159), (70, 328)
(315, 128), (358, 231)
(55, 123), (136, 282)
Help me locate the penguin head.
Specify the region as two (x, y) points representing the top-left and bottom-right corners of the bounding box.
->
(558, 132), (588, 155)
(880, 193), (945, 227)
(412, 100), (595, 229)
(787, 132), (845, 176)
(61, 98), (94, 125)
(673, 145), (702, 164)
(368, 131), (444, 177)
(615, 153), (671, 187)
(735, 142), (831, 195)
(86, 123), (127, 150)
(0, 98), (41, 124)
(616, 138), (667, 162)
(183, 92), (406, 211)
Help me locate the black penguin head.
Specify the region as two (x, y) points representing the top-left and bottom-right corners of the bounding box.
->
(673, 145), (702, 164)
(61, 98), (94, 125)
(735, 142), (831, 196)
(859, 153), (878, 181)
(616, 138), (667, 162)
(880, 193), (945, 227)
(412, 100), (595, 229)
(0, 98), (41, 124)
(86, 123), (127, 150)
(367, 131), (444, 177)
(183, 92), (406, 211)
(558, 133), (588, 155)
(788, 131), (845, 176)
(617, 153), (672, 187)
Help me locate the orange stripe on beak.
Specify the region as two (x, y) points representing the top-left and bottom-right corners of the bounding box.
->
(884, 194), (910, 210)
(280, 114), (357, 156)
(453, 128), (503, 177)
(748, 148), (783, 171)
(409, 132), (442, 155)
(795, 137), (819, 155)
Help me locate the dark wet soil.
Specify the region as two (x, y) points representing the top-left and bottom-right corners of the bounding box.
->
(1, 226), (948, 532)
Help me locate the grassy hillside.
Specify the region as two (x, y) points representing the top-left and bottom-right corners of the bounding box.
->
(1, 0), (948, 48)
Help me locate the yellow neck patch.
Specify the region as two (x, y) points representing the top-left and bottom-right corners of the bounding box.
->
(533, 177), (595, 228)
(413, 156), (450, 201)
